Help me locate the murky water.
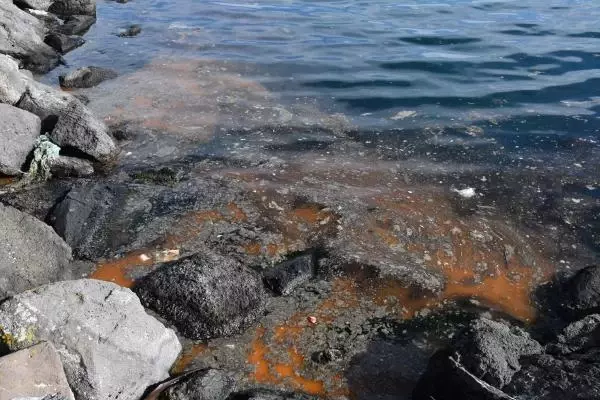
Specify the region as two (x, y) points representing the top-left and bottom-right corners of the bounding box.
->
(37, 1), (600, 398)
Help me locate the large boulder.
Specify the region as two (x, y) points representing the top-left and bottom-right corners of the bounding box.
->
(0, 279), (182, 400)
(412, 317), (542, 400)
(452, 318), (543, 388)
(0, 54), (28, 105)
(0, 342), (75, 400)
(48, 0), (97, 17)
(134, 252), (266, 340)
(559, 265), (600, 319)
(0, 203), (73, 300)
(161, 369), (234, 400)
(506, 315), (600, 399)
(0, 1), (60, 73)
(18, 82), (118, 163)
(0, 104), (41, 175)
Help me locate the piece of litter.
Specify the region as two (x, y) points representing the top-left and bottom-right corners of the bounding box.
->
(307, 316), (317, 325)
(452, 187), (476, 199)
(586, 185), (596, 190)
(139, 254), (151, 262)
(155, 249), (180, 262)
(390, 110), (417, 120)
(571, 198), (582, 204)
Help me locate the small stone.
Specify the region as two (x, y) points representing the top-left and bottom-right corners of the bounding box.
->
(162, 369), (234, 400)
(118, 24), (142, 37)
(48, 155), (94, 177)
(262, 252), (315, 296)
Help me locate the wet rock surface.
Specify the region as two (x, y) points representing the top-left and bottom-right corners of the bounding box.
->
(0, 279), (181, 400)
(0, 342), (75, 400)
(559, 265), (600, 319)
(134, 252), (266, 340)
(0, 203), (73, 300)
(161, 369), (235, 400)
(227, 389), (319, 400)
(0, 104), (41, 175)
(263, 253), (315, 296)
(59, 66), (118, 89)
(44, 32), (86, 54)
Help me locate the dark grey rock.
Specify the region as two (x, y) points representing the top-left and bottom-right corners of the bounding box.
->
(0, 279), (181, 400)
(0, 203), (73, 300)
(48, 155), (94, 177)
(17, 0), (55, 11)
(413, 350), (513, 400)
(412, 317), (542, 400)
(161, 369), (234, 400)
(18, 83), (118, 163)
(118, 24), (142, 37)
(59, 66), (118, 89)
(227, 389), (319, 400)
(48, 0), (96, 17)
(453, 318), (543, 388)
(560, 265), (600, 319)
(45, 32), (86, 54)
(134, 252), (266, 340)
(263, 252), (315, 295)
(56, 15), (96, 35)
(0, 104), (41, 175)
(0, 1), (61, 73)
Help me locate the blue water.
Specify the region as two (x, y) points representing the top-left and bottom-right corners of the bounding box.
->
(45, 0), (600, 166)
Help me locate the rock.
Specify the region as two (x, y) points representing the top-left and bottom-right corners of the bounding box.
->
(118, 24), (142, 37)
(412, 318), (542, 399)
(452, 318), (542, 388)
(552, 313), (600, 353)
(18, 82), (118, 163)
(0, 54), (28, 105)
(48, 155), (94, 177)
(560, 265), (600, 319)
(26, 9), (64, 30)
(0, 1), (60, 73)
(0, 104), (41, 175)
(227, 389), (319, 400)
(134, 252), (266, 340)
(161, 369), (234, 400)
(44, 32), (86, 54)
(0, 279), (182, 400)
(263, 252), (315, 296)
(56, 15), (96, 35)
(0, 203), (72, 300)
(48, 0), (96, 17)
(506, 351), (600, 399)
(412, 350), (514, 400)
(0, 342), (75, 400)
(59, 66), (118, 89)
(16, 0), (55, 12)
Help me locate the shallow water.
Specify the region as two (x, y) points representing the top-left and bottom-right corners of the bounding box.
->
(37, 1), (600, 398)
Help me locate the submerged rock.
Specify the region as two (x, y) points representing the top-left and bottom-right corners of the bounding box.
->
(0, 279), (181, 400)
(118, 24), (142, 37)
(48, 155), (94, 177)
(45, 32), (86, 54)
(59, 66), (118, 89)
(0, 104), (41, 175)
(0, 203), (72, 300)
(0, 342), (75, 400)
(0, 1), (60, 73)
(559, 265), (600, 319)
(263, 252), (315, 296)
(227, 389), (320, 400)
(135, 252), (266, 340)
(161, 369), (234, 400)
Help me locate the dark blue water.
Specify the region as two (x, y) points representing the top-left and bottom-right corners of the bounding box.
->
(45, 0), (600, 169)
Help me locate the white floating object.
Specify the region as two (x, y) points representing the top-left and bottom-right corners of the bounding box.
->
(452, 187), (476, 199)
(390, 110), (417, 120)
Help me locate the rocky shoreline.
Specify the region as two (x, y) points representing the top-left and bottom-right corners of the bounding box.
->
(1, 0), (600, 399)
